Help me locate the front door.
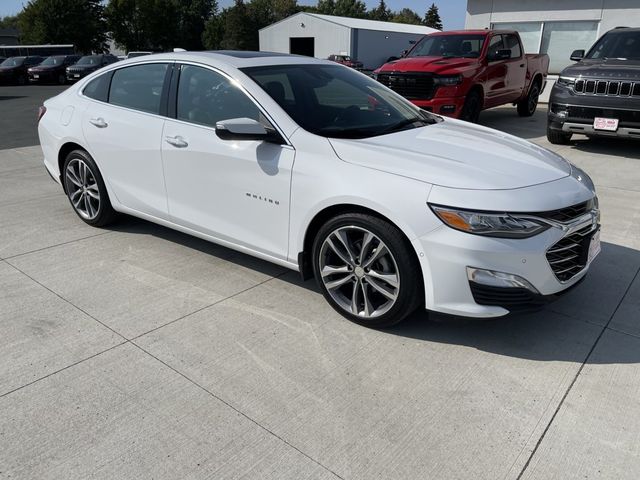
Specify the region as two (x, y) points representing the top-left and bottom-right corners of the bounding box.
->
(502, 33), (527, 102)
(484, 34), (509, 108)
(161, 64), (295, 260)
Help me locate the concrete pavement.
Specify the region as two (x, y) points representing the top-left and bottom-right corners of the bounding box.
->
(1, 107), (639, 479)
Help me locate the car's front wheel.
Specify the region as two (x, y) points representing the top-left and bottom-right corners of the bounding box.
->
(546, 125), (572, 145)
(312, 213), (422, 328)
(63, 149), (117, 227)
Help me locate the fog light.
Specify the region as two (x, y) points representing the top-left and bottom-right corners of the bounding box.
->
(467, 267), (539, 293)
(440, 105), (456, 114)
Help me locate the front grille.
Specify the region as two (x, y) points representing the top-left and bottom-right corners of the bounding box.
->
(469, 283), (547, 312)
(530, 199), (594, 223)
(377, 73), (435, 100)
(546, 226), (596, 282)
(574, 79), (640, 97)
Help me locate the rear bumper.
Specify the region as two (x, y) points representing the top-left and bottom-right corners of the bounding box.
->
(409, 96), (467, 118)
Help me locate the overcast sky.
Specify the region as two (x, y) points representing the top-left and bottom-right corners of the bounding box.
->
(0, 0), (467, 30)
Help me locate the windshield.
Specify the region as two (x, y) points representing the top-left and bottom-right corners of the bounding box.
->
(586, 30), (640, 60)
(408, 34), (486, 58)
(40, 56), (65, 66)
(1, 57), (25, 67)
(242, 64), (438, 139)
(77, 55), (100, 66)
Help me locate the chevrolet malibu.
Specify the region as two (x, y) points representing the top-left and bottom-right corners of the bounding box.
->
(38, 51), (601, 327)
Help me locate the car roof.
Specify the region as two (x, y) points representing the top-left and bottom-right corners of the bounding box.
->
(116, 50), (332, 69)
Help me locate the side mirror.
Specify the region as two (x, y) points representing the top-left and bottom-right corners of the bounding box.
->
(570, 49), (585, 61)
(489, 49), (511, 61)
(215, 118), (283, 144)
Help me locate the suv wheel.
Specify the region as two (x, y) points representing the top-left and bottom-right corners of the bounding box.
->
(547, 125), (572, 145)
(312, 213), (422, 328)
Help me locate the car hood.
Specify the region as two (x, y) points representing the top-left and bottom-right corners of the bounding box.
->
(68, 64), (98, 71)
(563, 59), (640, 80)
(29, 65), (59, 72)
(378, 56), (477, 74)
(328, 119), (571, 190)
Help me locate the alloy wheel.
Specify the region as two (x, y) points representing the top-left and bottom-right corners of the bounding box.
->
(65, 158), (100, 220)
(319, 226), (400, 319)
(528, 85), (539, 114)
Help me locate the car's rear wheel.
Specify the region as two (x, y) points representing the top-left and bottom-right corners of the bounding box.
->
(546, 125), (572, 145)
(517, 82), (540, 117)
(461, 89), (482, 123)
(63, 150), (117, 227)
(312, 213), (422, 328)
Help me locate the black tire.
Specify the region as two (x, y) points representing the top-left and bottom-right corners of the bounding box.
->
(62, 149), (117, 227)
(312, 213), (422, 328)
(546, 125), (572, 145)
(461, 89), (482, 123)
(517, 82), (540, 117)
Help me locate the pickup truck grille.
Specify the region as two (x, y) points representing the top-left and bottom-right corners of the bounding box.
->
(573, 79), (640, 97)
(376, 73), (435, 100)
(546, 225), (596, 282)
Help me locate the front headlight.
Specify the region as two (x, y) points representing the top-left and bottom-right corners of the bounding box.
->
(429, 205), (549, 238)
(556, 76), (576, 87)
(434, 75), (463, 86)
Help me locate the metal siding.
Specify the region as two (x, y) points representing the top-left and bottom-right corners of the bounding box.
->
(259, 13), (351, 59)
(356, 30), (428, 70)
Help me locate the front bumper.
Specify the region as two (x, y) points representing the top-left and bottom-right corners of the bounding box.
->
(410, 96), (467, 118)
(413, 211), (599, 318)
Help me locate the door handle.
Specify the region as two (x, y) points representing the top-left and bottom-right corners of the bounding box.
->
(89, 117), (108, 128)
(519, 63), (525, 67)
(165, 135), (188, 148)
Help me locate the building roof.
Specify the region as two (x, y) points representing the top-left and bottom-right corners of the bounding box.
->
(261, 12), (439, 35)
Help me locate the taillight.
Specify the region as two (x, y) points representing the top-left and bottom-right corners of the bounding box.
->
(37, 105), (47, 123)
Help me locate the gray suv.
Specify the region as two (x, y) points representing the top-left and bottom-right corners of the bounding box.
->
(547, 27), (640, 144)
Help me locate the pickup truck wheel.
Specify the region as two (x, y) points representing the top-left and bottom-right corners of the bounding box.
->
(517, 83), (540, 117)
(547, 125), (572, 145)
(461, 90), (482, 123)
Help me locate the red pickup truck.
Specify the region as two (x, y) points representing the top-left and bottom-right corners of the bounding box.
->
(373, 30), (549, 122)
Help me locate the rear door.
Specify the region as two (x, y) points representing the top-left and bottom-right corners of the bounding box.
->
(502, 33), (527, 101)
(82, 62), (171, 218)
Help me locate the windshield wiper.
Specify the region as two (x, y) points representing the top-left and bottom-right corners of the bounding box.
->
(379, 116), (432, 135)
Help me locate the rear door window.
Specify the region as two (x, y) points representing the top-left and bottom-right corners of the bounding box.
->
(108, 63), (168, 115)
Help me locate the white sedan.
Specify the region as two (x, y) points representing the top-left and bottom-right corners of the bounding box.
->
(38, 51), (600, 327)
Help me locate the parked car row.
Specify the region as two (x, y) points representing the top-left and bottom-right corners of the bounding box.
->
(0, 53), (142, 85)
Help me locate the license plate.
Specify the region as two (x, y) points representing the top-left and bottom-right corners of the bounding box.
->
(33, 74), (39, 79)
(588, 230), (601, 264)
(593, 117), (618, 131)
(74, 74), (80, 78)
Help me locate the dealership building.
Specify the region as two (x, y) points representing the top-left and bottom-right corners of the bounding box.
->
(465, 0), (640, 100)
(259, 13), (438, 70)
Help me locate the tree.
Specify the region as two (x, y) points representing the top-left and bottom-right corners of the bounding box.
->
(174, 0), (218, 51)
(391, 8), (422, 25)
(0, 15), (19, 30)
(316, 0), (334, 14)
(423, 2), (442, 30)
(17, 0), (107, 53)
(220, 0), (253, 50)
(202, 9), (225, 49)
(368, 0), (390, 22)
(333, 0), (366, 18)
(105, 0), (179, 52)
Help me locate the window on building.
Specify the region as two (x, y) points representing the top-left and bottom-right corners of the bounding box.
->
(492, 21), (599, 74)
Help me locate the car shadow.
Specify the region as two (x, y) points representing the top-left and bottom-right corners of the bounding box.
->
(0, 96), (27, 101)
(107, 216), (640, 366)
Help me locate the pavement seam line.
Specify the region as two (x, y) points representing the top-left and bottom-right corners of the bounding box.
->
(130, 269), (290, 341)
(515, 264), (640, 480)
(4, 260), (129, 341)
(0, 341), (129, 398)
(131, 340), (346, 480)
(3, 231), (114, 260)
